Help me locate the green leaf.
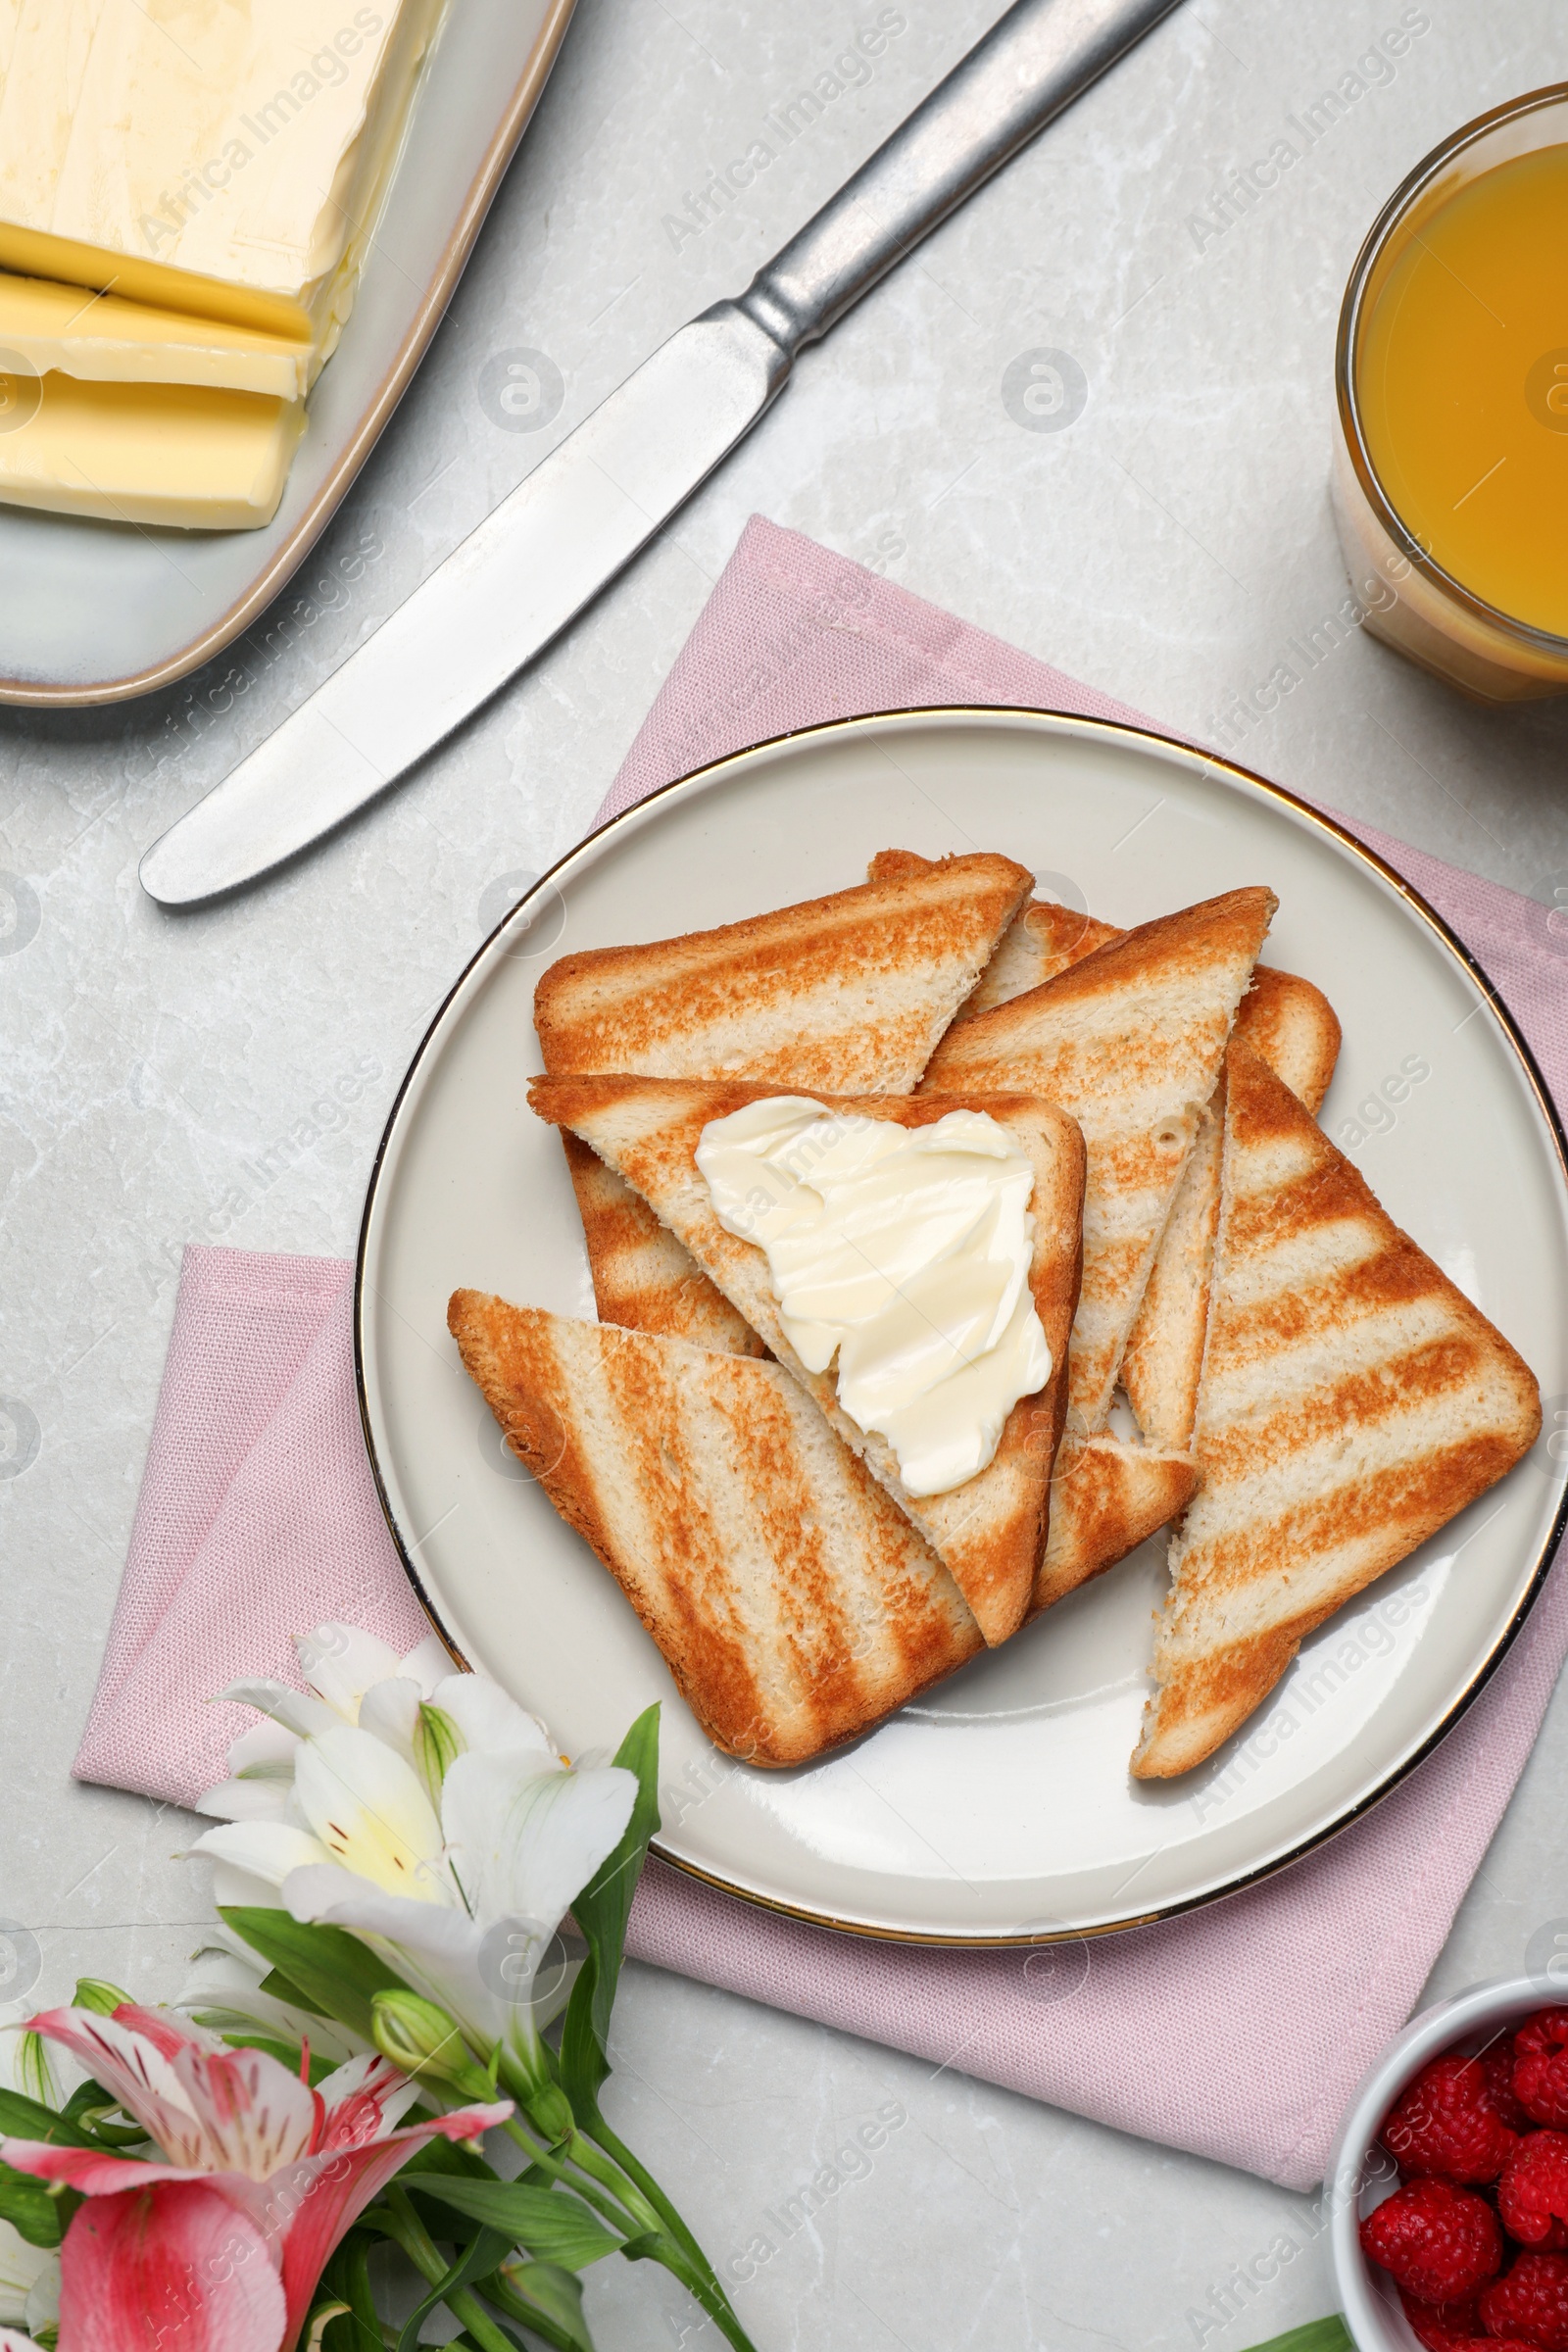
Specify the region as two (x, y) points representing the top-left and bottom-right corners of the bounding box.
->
(399, 2175), (622, 2270)
(389, 2129), (495, 2182)
(560, 1705), (661, 2117)
(0, 2163), (69, 2247)
(258, 1964), (330, 2019)
(396, 2224), (514, 2352)
(318, 2231), (383, 2352)
(220, 1908), (407, 2041)
(1243, 2325), (1354, 2352)
(0, 2088), (98, 2148)
(494, 2261), (596, 2352)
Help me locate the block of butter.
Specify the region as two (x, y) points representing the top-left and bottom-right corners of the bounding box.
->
(0, 0), (446, 347)
(0, 272), (311, 399)
(0, 371), (305, 529)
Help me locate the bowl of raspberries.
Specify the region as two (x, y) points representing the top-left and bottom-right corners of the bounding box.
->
(1331, 1978), (1568, 2350)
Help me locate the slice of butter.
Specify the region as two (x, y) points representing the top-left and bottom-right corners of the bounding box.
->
(0, 272), (311, 399)
(0, 0), (447, 344)
(0, 371), (305, 530)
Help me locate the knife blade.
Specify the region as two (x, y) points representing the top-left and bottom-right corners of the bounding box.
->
(140, 0), (1184, 906)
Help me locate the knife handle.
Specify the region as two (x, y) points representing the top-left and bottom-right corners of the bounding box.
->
(736, 0), (1182, 354)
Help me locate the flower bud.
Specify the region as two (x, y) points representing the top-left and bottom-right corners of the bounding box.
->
(520, 2078), (575, 2146)
(370, 1990), (492, 2099)
(72, 1979), (132, 2017)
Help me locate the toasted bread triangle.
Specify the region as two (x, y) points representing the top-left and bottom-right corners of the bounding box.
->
(1033, 1434), (1199, 1615)
(537, 850), (1033, 1361)
(1130, 1045), (1543, 1780)
(449, 1294), (982, 1765)
(886, 854), (1340, 1453)
(920, 886), (1278, 1433)
(560, 1133), (767, 1359)
(534, 850), (1033, 1092)
(528, 1075), (1085, 1645)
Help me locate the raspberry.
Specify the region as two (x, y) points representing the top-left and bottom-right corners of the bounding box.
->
(1501, 2134), (1568, 2250)
(1359, 2179), (1502, 2302)
(1487, 2038), (1536, 2132)
(1482, 2253), (1568, 2347)
(1516, 2013), (1568, 2129)
(1382, 2052), (1520, 2181)
(1397, 2286), (1480, 2350)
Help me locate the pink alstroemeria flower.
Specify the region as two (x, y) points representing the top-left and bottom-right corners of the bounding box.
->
(1, 2004), (510, 2352)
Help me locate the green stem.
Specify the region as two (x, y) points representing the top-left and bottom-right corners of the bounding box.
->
(580, 2112), (712, 2278)
(563, 2132), (662, 2236)
(376, 2187), (519, 2352)
(497, 2117), (637, 2235)
(580, 2112), (758, 2352)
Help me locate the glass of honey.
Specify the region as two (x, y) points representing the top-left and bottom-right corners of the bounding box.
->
(1335, 85), (1568, 701)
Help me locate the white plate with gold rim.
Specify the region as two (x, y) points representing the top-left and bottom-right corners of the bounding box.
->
(0, 0), (575, 708)
(355, 709), (1568, 1945)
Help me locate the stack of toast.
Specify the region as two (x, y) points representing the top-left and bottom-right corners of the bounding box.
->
(450, 849), (1542, 1780)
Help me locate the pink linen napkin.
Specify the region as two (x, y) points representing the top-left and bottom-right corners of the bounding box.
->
(74, 517), (1568, 2191)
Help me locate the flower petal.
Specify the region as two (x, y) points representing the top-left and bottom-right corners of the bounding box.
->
(293, 1727), (450, 1902)
(21, 2011), (209, 2168)
(187, 1822), (333, 1888)
(22, 2250), (57, 2339)
(208, 1859), (292, 1916)
(193, 1780), (293, 1825)
(269, 2102), (511, 2349)
(227, 1720), (301, 1774)
(294, 1625), (404, 1720)
(432, 1675), (558, 1765)
(314, 2053), (420, 2147)
(354, 1677), (422, 1766)
(441, 1756), (637, 1943)
(0, 2218), (53, 2327)
(163, 2036), (321, 2181)
(0, 2138), (207, 2198)
(399, 1635), (457, 1696)
(59, 2180), (286, 2352)
(220, 1680), (340, 1740)
(282, 1866), (500, 2049)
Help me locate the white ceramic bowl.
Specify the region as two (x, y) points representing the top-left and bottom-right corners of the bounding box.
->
(1327, 1974), (1566, 2348)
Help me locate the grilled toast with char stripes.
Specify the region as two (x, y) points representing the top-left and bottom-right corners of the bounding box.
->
(920, 886), (1278, 1434)
(528, 1075), (1085, 1646)
(1130, 1045), (1542, 1779)
(561, 1133), (767, 1359)
(534, 850), (1034, 1091)
(1034, 1434), (1199, 1615)
(878, 855), (1339, 1453)
(537, 850), (1034, 1356)
(448, 1294), (983, 1765)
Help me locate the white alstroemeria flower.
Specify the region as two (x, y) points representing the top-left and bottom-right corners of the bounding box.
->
(195, 1624), (454, 1824)
(188, 1625), (636, 2092)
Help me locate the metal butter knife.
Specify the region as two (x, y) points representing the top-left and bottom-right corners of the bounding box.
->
(140, 0), (1183, 906)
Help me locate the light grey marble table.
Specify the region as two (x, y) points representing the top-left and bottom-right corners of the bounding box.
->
(4, 3), (1567, 2346)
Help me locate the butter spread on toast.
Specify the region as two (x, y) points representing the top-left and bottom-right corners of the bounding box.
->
(696, 1098), (1052, 1497)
